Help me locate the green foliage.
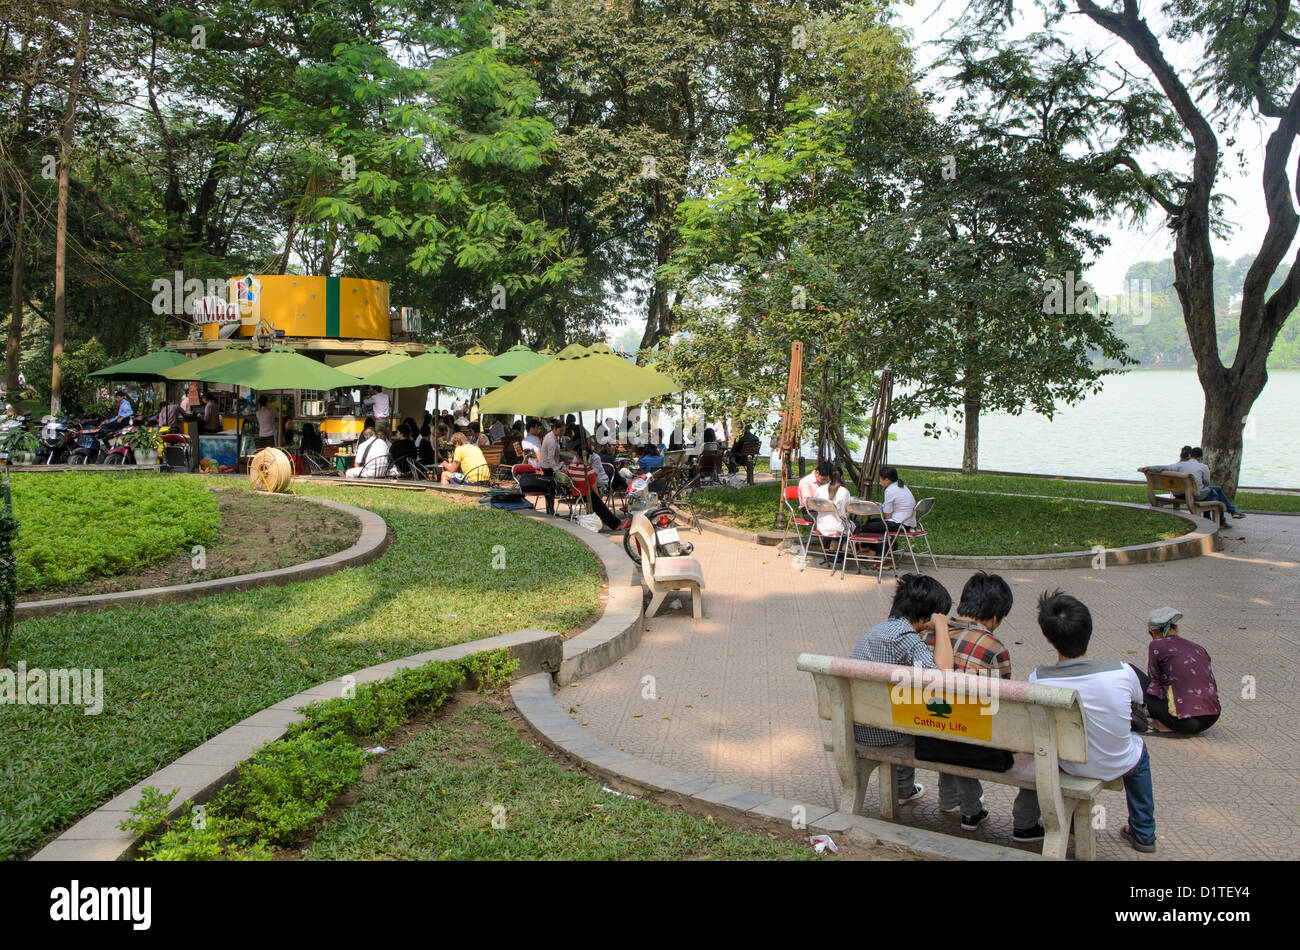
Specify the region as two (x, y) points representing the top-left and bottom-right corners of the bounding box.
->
(9, 473), (219, 591)
(0, 476), (16, 667)
(692, 481), (1185, 555)
(122, 652), (517, 860)
(0, 429), (39, 456)
(27, 340), (109, 418)
(290, 661), (469, 742)
(459, 648), (520, 693)
(303, 703), (817, 861)
(1108, 255), (1300, 370)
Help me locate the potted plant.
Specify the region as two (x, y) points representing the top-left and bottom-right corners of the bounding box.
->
(122, 426), (162, 466)
(0, 429), (39, 464)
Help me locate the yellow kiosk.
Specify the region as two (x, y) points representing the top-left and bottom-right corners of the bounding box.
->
(170, 275), (428, 468)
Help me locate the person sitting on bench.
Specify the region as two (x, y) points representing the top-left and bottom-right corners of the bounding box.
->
(1012, 591), (1157, 853)
(1147, 446), (1243, 526)
(1132, 607), (1220, 736)
(919, 572), (1016, 832)
(848, 574), (955, 807)
(1188, 447), (1244, 524)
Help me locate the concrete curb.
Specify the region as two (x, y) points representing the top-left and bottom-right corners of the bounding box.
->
(511, 673), (1037, 862)
(17, 495), (389, 621)
(508, 509), (645, 686)
(696, 499), (1216, 570)
(30, 629), (565, 861)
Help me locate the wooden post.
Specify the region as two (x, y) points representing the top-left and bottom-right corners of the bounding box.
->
(773, 341), (803, 529)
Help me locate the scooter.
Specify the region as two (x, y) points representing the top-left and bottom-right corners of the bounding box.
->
(35, 418), (79, 464)
(103, 424), (140, 465)
(67, 423), (112, 465)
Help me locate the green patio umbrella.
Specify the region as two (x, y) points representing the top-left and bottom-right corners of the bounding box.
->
(160, 345), (258, 380)
(477, 344), (678, 417)
(460, 346), (494, 365)
(358, 345), (506, 391)
(89, 348), (188, 382)
(478, 344), (552, 379)
(194, 346), (361, 390)
(537, 346), (556, 356)
(338, 351), (412, 378)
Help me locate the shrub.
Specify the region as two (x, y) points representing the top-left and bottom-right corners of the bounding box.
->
(10, 472), (220, 591)
(120, 651), (519, 860)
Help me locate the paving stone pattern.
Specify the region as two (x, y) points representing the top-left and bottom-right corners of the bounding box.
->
(565, 515), (1300, 860)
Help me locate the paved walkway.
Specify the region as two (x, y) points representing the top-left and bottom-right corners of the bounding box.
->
(565, 515), (1300, 860)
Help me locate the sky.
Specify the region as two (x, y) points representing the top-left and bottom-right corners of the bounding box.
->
(894, 0), (1282, 294)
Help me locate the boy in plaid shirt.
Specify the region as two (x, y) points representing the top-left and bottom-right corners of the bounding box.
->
(922, 572), (1014, 830)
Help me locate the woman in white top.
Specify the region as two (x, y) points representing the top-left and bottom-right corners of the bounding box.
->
(812, 465), (853, 536)
(859, 465), (917, 535)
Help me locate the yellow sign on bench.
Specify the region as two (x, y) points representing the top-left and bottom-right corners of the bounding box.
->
(889, 694), (994, 741)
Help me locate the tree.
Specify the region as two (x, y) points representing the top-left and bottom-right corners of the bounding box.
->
(662, 5), (923, 479)
(966, 0), (1300, 495)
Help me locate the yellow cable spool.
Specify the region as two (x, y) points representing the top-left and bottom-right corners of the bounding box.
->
(248, 447), (294, 493)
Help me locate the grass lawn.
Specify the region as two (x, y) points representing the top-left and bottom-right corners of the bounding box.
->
(691, 483), (1189, 556)
(0, 481), (600, 860)
(11, 472), (220, 591)
(302, 701), (815, 861)
(19, 479), (359, 600)
(896, 469), (1300, 512)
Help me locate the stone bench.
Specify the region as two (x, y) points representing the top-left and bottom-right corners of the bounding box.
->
(1138, 466), (1225, 520)
(629, 513), (704, 620)
(797, 653), (1121, 860)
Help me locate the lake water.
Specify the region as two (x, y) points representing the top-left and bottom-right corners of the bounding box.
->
(884, 370), (1300, 488)
(604, 369), (1300, 489)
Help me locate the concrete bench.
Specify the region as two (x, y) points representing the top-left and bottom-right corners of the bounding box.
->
(1138, 467), (1225, 520)
(797, 653), (1121, 860)
(629, 513), (704, 620)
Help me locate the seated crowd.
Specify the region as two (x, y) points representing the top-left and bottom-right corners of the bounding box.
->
(853, 572), (1220, 852)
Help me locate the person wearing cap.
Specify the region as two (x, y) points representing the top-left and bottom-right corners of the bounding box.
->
(1134, 608), (1221, 735)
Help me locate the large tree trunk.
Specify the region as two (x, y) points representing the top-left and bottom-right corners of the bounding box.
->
(49, 11), (90, 417)
(1199, 358), (1266, 497)
(5, 186), (26, 395)
(961, 384), (981, 474)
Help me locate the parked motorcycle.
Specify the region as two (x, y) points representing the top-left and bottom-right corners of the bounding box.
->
(35, 418), (81, 465)
(67, 423), (112, 465)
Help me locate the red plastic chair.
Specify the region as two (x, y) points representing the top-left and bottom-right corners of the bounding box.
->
(512, 463), (550, 511)
(778, 484), (814, 559)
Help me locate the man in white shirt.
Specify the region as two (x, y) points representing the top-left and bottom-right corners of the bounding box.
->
(538, 419), (570, 474)
(1149, 446), (1243, 526)
(345, 426), (391, 478)
(520, 419), (543, 462)
(362, 388), (390, 422)
(1011, 590), (1156, 852)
